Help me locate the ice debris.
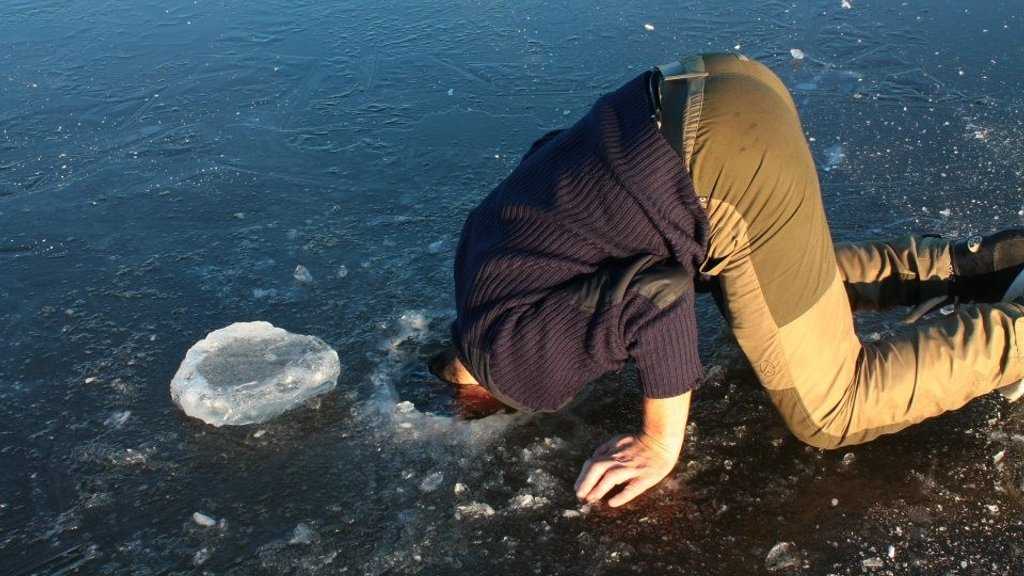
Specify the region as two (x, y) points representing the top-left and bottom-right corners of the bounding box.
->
(862, 557), (884, 570)
(455, 502), (495, 519)
(293, 265), (313, 284)
(644, 23), (655, 31)
(419, 471), (444, 494)
(192, 512), (217, 528)
(790, 48), (805, 60)
(289, 523), (315, 545)
(170, 321), (340, 426)
(765, 541), (800, 572)
(841, 0), (852, 8)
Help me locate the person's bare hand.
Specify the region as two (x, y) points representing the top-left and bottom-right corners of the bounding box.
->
(573, 432), (679, 507)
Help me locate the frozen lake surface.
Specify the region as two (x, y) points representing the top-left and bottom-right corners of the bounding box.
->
(2, 0), (1024, 574)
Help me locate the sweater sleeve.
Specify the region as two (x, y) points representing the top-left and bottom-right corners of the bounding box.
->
(623, 291), (704, 399)
(468, 255), (703, 412)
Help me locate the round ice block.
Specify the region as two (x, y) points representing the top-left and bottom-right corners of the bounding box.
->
(170, 321), (340, 426)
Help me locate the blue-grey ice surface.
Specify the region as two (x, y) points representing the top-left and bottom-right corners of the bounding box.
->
(170, 321), (340, 426)
(2, 0), (1024, 574)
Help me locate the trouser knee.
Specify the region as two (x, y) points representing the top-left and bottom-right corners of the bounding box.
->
(766, 387), (854, 450)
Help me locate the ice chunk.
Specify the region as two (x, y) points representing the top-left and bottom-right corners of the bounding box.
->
(289, 522), (315, 545)
(193, 548), (211, 566)
(862, 557), (884, 570)
(192, 512), (217, 527)
(455, 502), (495, 519)
(644, 23), (655, 31)
(765, 541), (800, 572)
(790, 48), (805, 60)
(170, 321), (340, 426)
(994, 449), (1006, 465)
(508, 494), (549, 510)
(293, 265), (313, 284)
(419, 471), (444, 493)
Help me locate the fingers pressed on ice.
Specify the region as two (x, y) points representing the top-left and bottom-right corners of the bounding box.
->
(574, 458), (609, 497)
(586, 467), (638, 502)
(608, 481), (647, 508)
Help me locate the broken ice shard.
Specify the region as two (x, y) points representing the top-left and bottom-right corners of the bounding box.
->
(170, 321), (340, 426)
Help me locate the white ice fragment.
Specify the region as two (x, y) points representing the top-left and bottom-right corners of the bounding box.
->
(939, 208), (952, 217)
(419, 471), (444, 494)
(427, 240), (445, 254)
(336, 265), (349, 279)
(104, 411), (131, 428)
(644, 23), (655, 31)
(887, 545), (896, 559)
(395, 400), (415, 413)
(830, 498), (839, 507)
(862, 557), (884, 570)
(562, 509), (581, 519)
(841, 0), (852, 9)
(841, 452), (856, 466)
(193, 548), (211, 566)
(986, 504), (1000, 514)
(455, 502), (495, 519)
(508, 494), (549, 510)
(447, 88), (454, 96)
(289, 522), (315, 545)
(765, 541), (800, 572)
(453, 482), (469, 497)
(293, 265), (313, 284)
(84, 377), (98, 384)
(993, 449), (1006, 465)
(192, 512), (217, 528)
(790, 48), (806, 60)
(253, 429), (266, 438)
(169, 322), (340, 426)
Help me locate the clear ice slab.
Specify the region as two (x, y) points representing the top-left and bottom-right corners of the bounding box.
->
(170, 321), (340, 426)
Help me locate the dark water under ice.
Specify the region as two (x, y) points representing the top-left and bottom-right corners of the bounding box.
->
(2, 0), (1024, 574)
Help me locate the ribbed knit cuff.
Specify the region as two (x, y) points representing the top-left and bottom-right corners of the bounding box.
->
(631, 299), (704, 398)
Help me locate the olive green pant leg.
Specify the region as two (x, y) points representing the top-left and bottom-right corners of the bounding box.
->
(835, 237), (952, 312)
(685, 53), (1024, 448)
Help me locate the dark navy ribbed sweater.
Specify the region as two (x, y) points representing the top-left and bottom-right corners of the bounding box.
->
(452, 72), (710, 412)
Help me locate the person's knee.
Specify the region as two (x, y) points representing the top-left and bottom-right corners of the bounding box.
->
(768, 387), (854, 450)
(786, 420), (849, 450)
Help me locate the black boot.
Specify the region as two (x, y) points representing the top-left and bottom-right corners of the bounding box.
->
(950, 228), (1024, 302)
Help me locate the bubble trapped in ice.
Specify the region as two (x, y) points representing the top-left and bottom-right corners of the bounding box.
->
(169, 321), (340, 426)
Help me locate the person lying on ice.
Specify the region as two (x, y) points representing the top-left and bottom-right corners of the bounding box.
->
(430, 53), (1024, 507)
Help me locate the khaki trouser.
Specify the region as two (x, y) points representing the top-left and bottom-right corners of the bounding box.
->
(669, 53), (1024, 448)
